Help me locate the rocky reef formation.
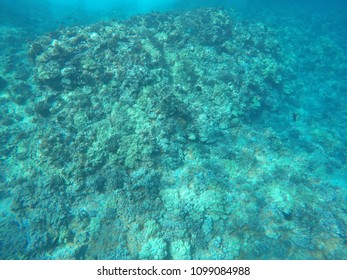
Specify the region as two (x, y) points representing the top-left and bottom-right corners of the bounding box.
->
(1, 8), (346, 260)
(30, 9), (284, 169)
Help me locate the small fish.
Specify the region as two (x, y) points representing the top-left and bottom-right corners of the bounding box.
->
(293, 112), (298, 122)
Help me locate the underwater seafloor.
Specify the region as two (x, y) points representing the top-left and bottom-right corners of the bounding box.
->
(0, 6), (346, 260)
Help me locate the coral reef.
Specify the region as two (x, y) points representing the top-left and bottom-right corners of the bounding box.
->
(0, 7), (346, 260)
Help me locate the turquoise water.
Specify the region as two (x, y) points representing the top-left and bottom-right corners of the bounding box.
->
(0, 1), (346, 259)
